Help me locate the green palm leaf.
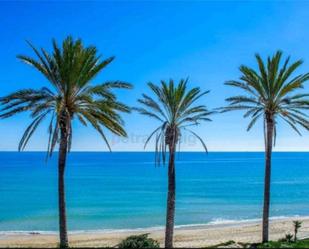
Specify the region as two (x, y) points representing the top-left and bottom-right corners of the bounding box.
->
(0, 36), (132, 154)
(135, 79), (214, 164)
(222, 50), (309, 135)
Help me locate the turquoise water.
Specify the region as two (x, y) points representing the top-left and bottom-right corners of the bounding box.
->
(1, 152), (309, 232)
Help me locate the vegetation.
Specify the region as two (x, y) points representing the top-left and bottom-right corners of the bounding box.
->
(118, 234), (160, 248)
(293, 220), (302, 241)
(255, 238), (309, 248)
(0, 36), (132, 248)
(208, 238), (309, 248)
(135, 79), (213, 247)
(222, 51), (309, 242)
(281, 233), (294, 243)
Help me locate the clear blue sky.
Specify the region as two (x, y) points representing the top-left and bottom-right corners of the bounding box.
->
(1, 1), (309, 152)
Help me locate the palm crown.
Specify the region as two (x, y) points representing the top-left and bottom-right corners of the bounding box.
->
(135, 79), (213, 163)
(0, 36), (132, 154)
(223, 51), (309, 137)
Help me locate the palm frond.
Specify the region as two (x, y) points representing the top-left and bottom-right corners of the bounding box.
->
(1, 36), (131, 154)
(222, 50), (309, 143)
(135, 79), (213, 164)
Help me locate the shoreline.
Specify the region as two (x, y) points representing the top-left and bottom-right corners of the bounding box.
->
(0, 215), (305, 236)
(1, 216), (309, 248)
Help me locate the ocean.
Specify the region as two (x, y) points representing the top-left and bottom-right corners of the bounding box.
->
(1, 152), (309, 232)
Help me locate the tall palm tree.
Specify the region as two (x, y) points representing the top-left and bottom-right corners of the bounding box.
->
(222, 51), (309, 242)
(135, 79), (213, 248)
(0, 36), (132, 248)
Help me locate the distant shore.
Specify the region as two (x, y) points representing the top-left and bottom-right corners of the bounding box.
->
(1, 216), (309, 248)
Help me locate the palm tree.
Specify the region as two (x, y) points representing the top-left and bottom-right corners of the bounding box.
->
(222, 51), (309, 243)
(0, 36), (132, 248)
(293, 220), (302, 241)
(135, 79), (213, 248)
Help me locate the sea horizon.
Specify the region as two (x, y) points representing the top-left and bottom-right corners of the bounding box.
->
(1, 151), (309, 153)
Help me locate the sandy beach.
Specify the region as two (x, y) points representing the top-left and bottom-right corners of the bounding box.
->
(1, 217), (309, 248)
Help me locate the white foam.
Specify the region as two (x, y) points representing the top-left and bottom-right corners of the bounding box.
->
(1, 215), (308, 236)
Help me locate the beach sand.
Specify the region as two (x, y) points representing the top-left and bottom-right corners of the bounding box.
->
(1, 217), (309, 248)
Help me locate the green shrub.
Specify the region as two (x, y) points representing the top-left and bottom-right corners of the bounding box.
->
(278, 233), (294, 243)
(118, 233), (160, 248)
(285, 233), (294, 243)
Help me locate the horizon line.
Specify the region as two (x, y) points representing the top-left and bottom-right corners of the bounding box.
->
(1, 150), (309, 153)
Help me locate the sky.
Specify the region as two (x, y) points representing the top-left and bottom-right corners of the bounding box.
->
(1, 0), (309, 152)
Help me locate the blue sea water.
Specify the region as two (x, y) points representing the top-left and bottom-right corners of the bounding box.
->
(1, 152), (309, 232)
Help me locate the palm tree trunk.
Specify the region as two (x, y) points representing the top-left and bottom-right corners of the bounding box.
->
(58, 123), (69, 248)
(165, 143), (176, 248)
(262, 115), (274, 243)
